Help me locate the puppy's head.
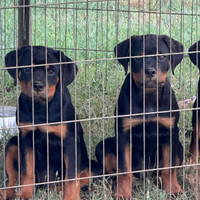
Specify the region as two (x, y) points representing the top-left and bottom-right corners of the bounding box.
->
(189, 41), (200, 69)
(5, 46), (77, 103)
(114, 34), (183, 88)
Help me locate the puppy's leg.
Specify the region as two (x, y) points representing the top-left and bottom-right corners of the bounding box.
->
(79, 160), (101, 188)
(115, 144), (133, 199)
(189, 123), (200, 164)
(16, 147), (35, 199)
(161, 143), (182, 195)
(64, 139), (81, 200)
(0, 137), (18, 200)
(95, 137), (117, 174)
(96, 137), (133, 199)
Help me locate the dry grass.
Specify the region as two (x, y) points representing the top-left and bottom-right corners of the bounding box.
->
(185, 165), (200, 199)
(119, 0), (148, 8)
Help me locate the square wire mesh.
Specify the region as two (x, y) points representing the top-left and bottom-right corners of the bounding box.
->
(0, 0), (199, 199)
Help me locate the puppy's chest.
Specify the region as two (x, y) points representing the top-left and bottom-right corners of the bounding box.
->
(19, 122), (67, 139)
(122, 102), (175, 134)
(18, 108), (68, 139)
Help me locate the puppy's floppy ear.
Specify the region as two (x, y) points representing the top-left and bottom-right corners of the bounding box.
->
(56, 51), (78, 88)
(189, 41), (200, 69)
(114, 36), (137, 75)
(5, 46), (29, 86)
(162, 35), (184, 74)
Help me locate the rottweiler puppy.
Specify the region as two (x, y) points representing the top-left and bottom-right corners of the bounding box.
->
(1, 46), (101, 200)
(95, 34), (184, 198)
(188, 41), (200, 164)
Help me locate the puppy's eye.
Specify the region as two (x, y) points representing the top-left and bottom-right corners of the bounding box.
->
(158, 55), (165, 61)
(24, 67), (31, 72)
(48, 69), (55, 75)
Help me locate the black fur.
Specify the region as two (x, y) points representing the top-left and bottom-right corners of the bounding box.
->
(188, 41), (200, 163)
(95, 34), (184, 198)
(3, 46), (101, 200)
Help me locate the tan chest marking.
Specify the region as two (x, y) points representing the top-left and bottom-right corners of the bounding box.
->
(122, 116), (175, 132)
(19, 122), (67, 138)
(123, 118), (144, 132)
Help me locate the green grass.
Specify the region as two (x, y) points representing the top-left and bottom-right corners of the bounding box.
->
(1, 0), (200, 199)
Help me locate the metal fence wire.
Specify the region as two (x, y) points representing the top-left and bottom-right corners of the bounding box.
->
(0, 0), (200, 199)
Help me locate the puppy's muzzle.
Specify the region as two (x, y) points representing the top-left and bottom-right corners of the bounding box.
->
(145, 68), (156, 78)
(33, 81), (44, 92)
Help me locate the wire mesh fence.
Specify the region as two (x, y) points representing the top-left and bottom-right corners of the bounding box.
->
(0, 0), (200, 199)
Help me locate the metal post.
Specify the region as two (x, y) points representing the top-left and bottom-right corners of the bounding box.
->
(18, 0), (31, 48)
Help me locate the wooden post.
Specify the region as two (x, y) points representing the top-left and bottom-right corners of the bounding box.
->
(18, 0), (31, 48)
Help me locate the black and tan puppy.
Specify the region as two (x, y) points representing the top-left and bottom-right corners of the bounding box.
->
(188, 41), (200, 164)
(95, 34), (184, 198)
(1, 46), (101, 200)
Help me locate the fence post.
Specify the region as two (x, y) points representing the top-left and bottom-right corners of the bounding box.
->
(18, 0), (31, 48)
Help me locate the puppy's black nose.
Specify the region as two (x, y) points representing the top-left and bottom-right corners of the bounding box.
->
(145, 68), (156, 78)
(33, 81), (44, 92)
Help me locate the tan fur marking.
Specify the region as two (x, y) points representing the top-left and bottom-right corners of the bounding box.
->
(114, 146), (133, 199)
(64, 156), (81, 200)
(161, 144), (182, 194)
(104, 154), (117, 174)
(125, 146), (131, 172)
(64, 179), (81, 200)
(52, 169), (88, 196)
(48, 85), (57, 99)
(20, 81), (31, 95)
(19, 122), (35, 136)
(18, 71), (21, 80)
(19, 122), (67, 138)
(123, 117), (144, 132)
(151, 116), (175, 129)
(16, 148), (34, 199)
(189, 123), (200, 164)
(45, 77), (59, 99)
(79, 168), (94, 188)
(39, 124), (67, 138)
(145, 88), (157, 92)
(123, 116), (175, 132)
(132, 72), (141, 83)
(3, 145), (19, 199)
(158, 69), (167, 83)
